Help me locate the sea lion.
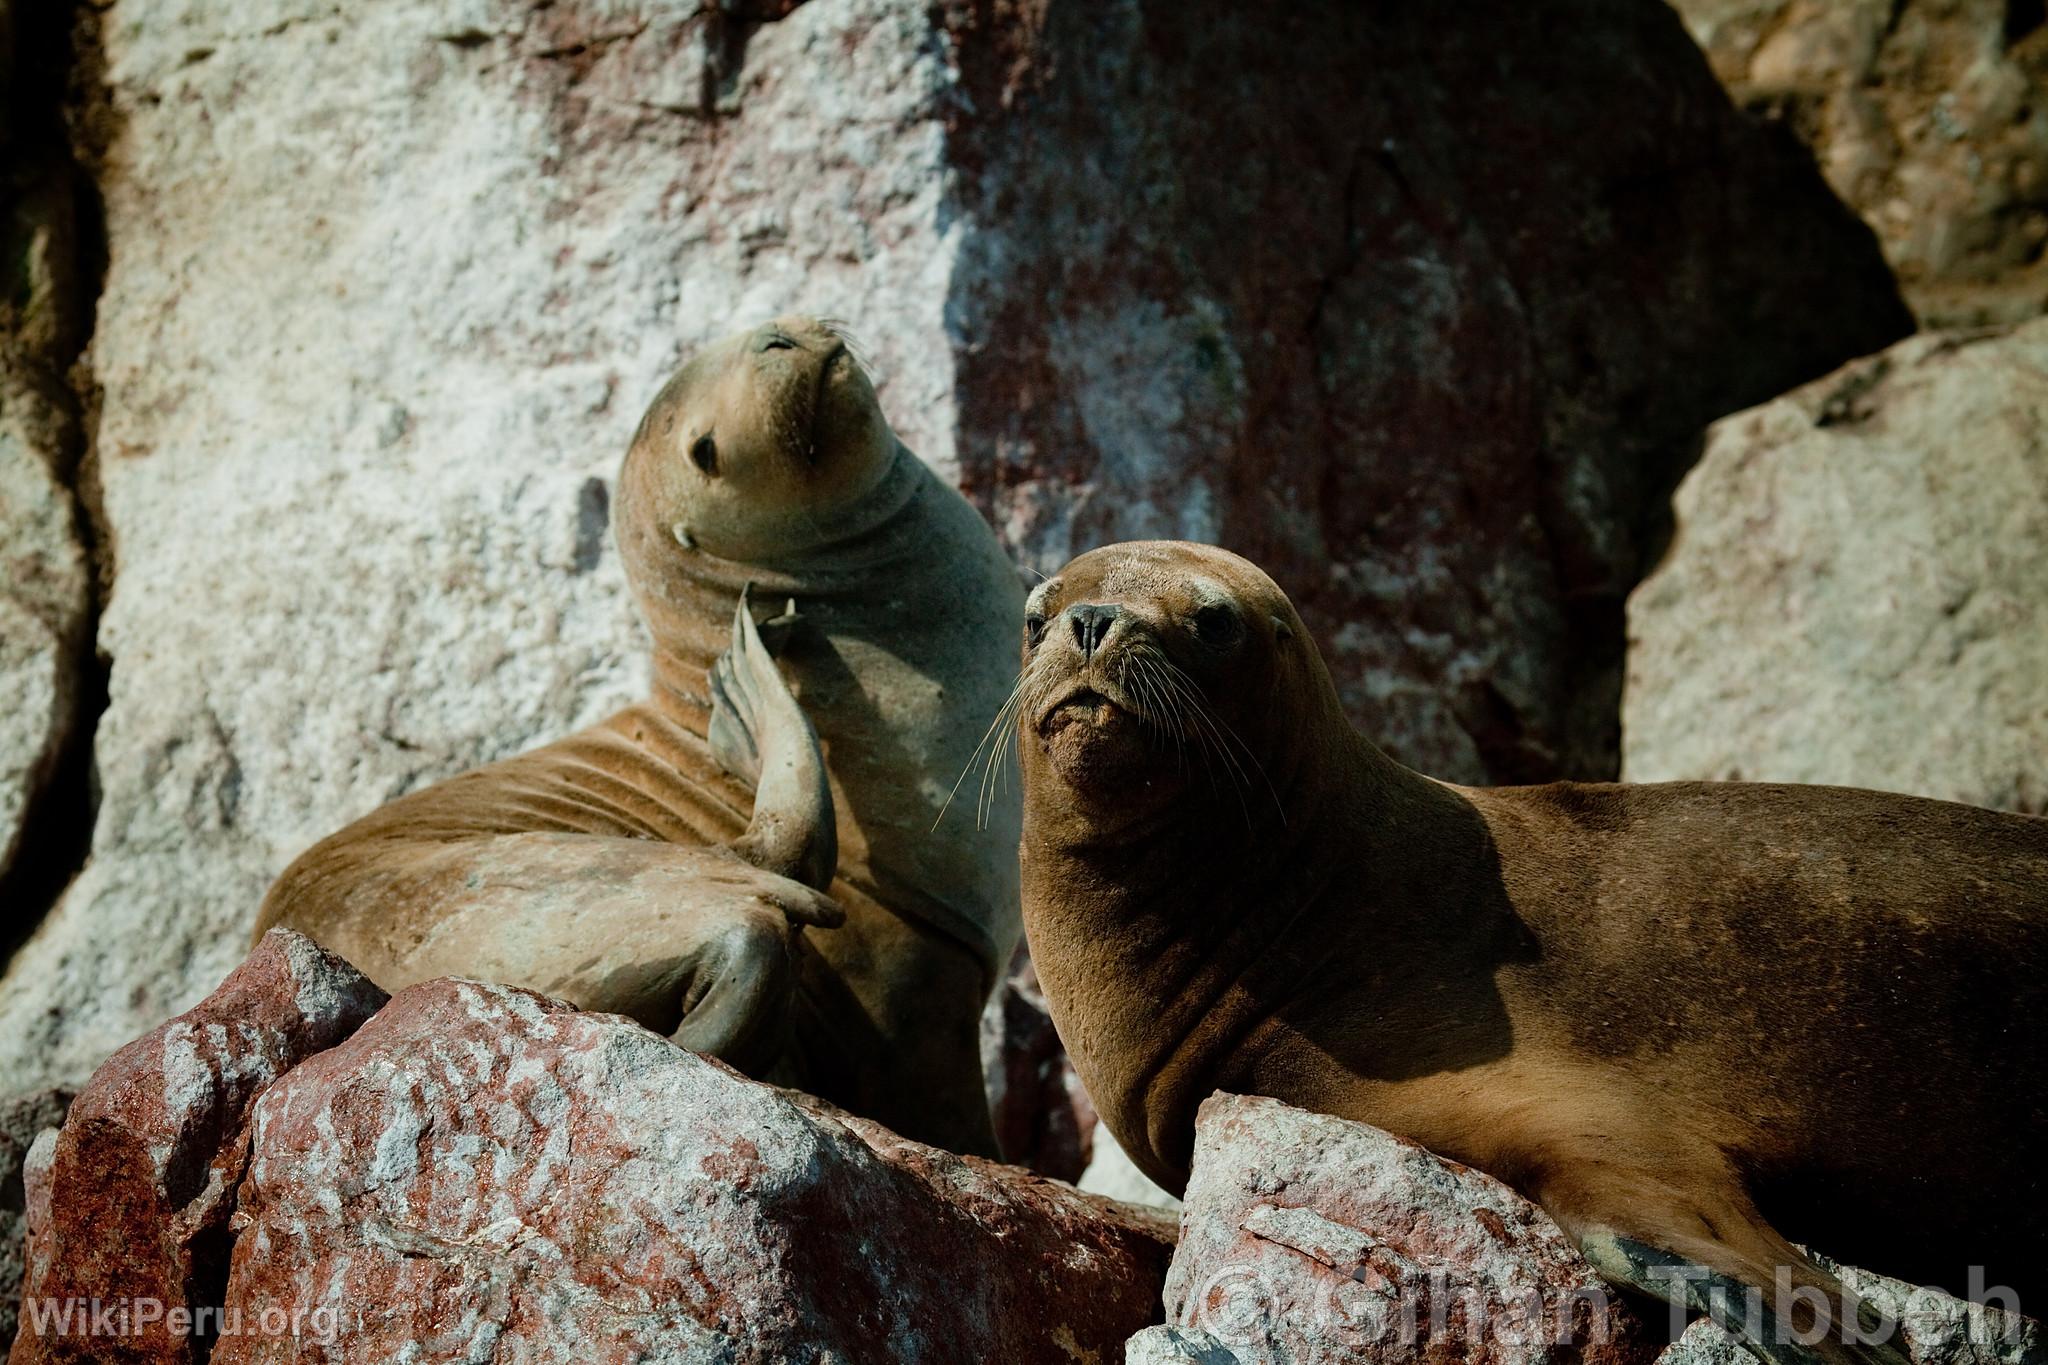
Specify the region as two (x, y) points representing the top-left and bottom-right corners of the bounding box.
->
(1013, 540), (2048, 1365)
(258, 315), (1024, 1155)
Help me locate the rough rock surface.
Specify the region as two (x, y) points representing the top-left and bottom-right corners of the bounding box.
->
(0, 1089), (71, 1347)
(0, 426), (87, 927)
(1673, 0), (2048, 325)
(8, 930), (386, 1365)
(1126, 1325), (1247, 1364)
(945, 0), (1909, 787)
(0, 0), (95, 937)
(1625, 321), (2048, 813)
(213, 975), (1175, 1364)
(981, 945), (1096, 1181)
(1653, 1263), (2043, 1365)
(1158, 1094), (1652, 1365)
(0, 0), (1909, 1093)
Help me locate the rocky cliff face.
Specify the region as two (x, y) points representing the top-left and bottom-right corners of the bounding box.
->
(0, 0), (1908, 1100)
(1625, 319), (2048, 812)
(1670, 0), (2048, 327)
(0, 0), (99, 956)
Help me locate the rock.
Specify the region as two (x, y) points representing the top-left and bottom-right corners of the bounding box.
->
(0, 0), (1909, 1093)
(981, 945), (1097, 1181)
(1624, 321), (2048, 813)
(943, 0), (1910, 788)
(1650, 1264), (2043, 1365)
(0, 590), (77, 918)
(1672, 0), (2048, 326)
(0, 1088), (70, 1347)
(1158, 1093), (1652, 1365)
(0, 378), (88, 918)
(1126, 1324), (1247, 1364)
(1081, 1122), (1182, 1215)
(8, 930), (386, 1365)
(213, 976), (1176, 1364)
(1831, 1256), (2045, 1365)
(0, 0), (94, 935)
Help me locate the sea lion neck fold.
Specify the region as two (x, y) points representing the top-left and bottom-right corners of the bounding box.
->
(622, 441), (929, 715)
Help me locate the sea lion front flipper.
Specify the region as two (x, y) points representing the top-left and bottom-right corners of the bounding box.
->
(710, 587), (838, 893)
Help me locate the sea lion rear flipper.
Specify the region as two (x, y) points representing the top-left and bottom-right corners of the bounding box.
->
(1559, 1183), (1911, 1365)
(710, 586), (838, 893)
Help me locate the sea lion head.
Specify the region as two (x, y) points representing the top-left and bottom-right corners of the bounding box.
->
(1016, 540), (1339, 837)
(620, 315), (896, 567)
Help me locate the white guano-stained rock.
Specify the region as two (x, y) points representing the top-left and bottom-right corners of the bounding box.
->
(0, 386), (88, 915)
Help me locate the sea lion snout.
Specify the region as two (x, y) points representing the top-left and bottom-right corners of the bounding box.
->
(1015, 542), (1338, 838)
(1019, 582), (1231, 800)
(1064, 602), (1122, 660)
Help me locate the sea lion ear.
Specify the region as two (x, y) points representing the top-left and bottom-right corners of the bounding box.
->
(1271, 614), (1293, 642)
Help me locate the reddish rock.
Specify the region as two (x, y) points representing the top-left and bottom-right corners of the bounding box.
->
(982, 944), (1098, 1181)
(214, 977), (1175, 1364)
(0, 1090), (71, 1347)
(7, 931), (386, 1365)
(1156, 1094), (1653, 1365)
(943, 0), (1911, 785)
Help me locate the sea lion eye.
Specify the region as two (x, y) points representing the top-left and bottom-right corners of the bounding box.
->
(690, 434), (718, 476)
(1193, 601), (1241, 646)
(762, 334), (797, 351)
(1024, 613), (1047, 648)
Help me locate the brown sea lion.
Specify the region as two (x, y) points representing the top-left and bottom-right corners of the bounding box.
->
(1013, 540), (2048, 1365)
(258, 316), (1024, 1155)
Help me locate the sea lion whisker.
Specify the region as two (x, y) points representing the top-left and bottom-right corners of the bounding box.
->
(984, 704), (1024, 831)
(933, 672), (1028, 832)
(1148, 660), (1228, 802)
(1156, 655), (1285, 826)
(978, 697), (1015, 831)
(1128, 653), (1190, 770)
(1149, 660), (1241, 788)
(1146, 654), (1204, 785)
(1149, 661), (1259, 828)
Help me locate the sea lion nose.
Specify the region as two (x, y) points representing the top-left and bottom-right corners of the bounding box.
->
(1066, 603), (1122, 661)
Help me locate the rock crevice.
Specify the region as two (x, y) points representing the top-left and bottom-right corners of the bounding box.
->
(0, 0), (112, 956)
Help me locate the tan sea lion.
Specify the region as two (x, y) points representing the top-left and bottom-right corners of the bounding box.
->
(258, 315), (1024, 1155)
(1013, 540), (2048, 1365)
